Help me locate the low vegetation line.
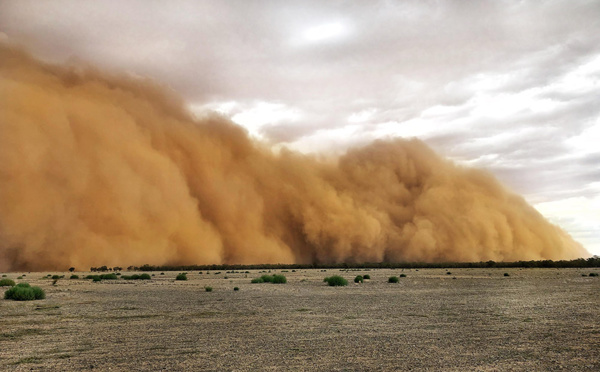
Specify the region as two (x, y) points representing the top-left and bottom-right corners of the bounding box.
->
(117, 257), (599, 272)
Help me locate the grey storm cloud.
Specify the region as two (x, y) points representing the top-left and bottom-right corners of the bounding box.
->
(1, 0), (599, 254)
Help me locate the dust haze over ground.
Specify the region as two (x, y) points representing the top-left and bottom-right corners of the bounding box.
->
(0, 45), (588, 271)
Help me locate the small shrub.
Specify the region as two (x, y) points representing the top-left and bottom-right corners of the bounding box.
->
(272, 274), (287, 284)
(100, 273), (118, 280)
(70, 275), (79, 279)
(324, 276), (348, 286)
(0, 278), (16, 287)
(388, 276), (399, 283)
(1, 274), (6, 277)
(589, 273), (599, 277)
(581, 273), (588, 277)
(260, 275), (274, 283)
(504, 273), (510, 277)
(4, 283), (45, 301)
(400, 273), (407, 278)
(92, 276), (101, 282)
(51, 275), (61, 280)
(446, 272), (452, 275)
(139, 273), (151, 280)
(223, 276), (228, 279)
(17, 276), (23, 280)
(251, 277), (264, 283)
(176, 273), (187, 281)
(354, 275), (363, 283)
(363, 274), (370, 280)
(4, 286), (34, 301)
(233, 287), (239, 291)
(161, 272), (165, 275)
(204, 286), (213, 292)
(31, 286), (45, 299)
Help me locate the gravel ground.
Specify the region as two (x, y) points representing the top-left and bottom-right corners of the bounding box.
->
(0, 268), (598, 371)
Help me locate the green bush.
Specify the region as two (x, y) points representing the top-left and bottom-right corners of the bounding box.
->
(272, 274), (287, 284)
(251, 274), (287, 284)
(324, 276), (348, 286)
(139, 273), (151, 280)
(5, 286), (34, 301)
(388, 276), (399, 283)
(31, 286), (45, 299)
(354, 275), (363, 283)
(70, 275), (79, 279)
(204, 286), (213, 292)
(260, 275), (274, 283)
(590, 273), (599, 277)
(1, 274), (6, 277)
(233, 287), (239, 291)
(51, 275), (61, 280)
(100, 273), (118, 280)
(4, 283), (45, 301)
(176, 273), (187, 281)
(363, 274), (370, 280)
(0, 278), (15, 287)
(400, 273), (407, 278)
(504, 273), (510, 277)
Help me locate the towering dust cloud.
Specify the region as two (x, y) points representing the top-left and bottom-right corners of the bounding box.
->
(0, 46), (588, 271)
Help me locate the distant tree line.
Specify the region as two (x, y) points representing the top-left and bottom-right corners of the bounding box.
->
(89, 266), (123, 272)
(103, 256), (600, 272)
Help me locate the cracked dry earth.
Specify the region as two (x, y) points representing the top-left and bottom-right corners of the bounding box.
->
(0, 268), (599, 371)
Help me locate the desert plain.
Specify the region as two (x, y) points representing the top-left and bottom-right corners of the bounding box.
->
(0, 268), (599, 371)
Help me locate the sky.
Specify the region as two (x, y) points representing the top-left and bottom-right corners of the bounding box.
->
(1, 0), (599, 256)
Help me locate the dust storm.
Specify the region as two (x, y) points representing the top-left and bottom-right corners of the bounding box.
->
(0, 46), (587, 271)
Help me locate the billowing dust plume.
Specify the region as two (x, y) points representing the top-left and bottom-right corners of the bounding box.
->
(0, 46), (588, 271)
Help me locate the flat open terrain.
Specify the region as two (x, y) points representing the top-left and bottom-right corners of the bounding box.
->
(1, 268), (599, 371)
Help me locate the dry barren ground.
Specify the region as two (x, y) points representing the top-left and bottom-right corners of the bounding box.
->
(1, 268), (599, 371)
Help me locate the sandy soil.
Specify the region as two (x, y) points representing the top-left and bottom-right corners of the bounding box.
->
(0, 268), (598, 371)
